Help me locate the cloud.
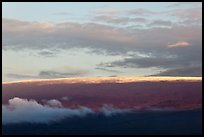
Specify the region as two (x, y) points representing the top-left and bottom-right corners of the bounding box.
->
(2, 18), (135, 53)
(167, 41), (190, 48)
(100, 104), (131, 116)
(37, 50), (56, 57)
(38, 70), (85, 78)
(151, 66), (202, 77)
(2, 97), (94, 124)
(93, 16), (148, 25)
(127, 8), (155, 16)
(94, 9), (120, 15)
(93, 15), (130, 25)
(131, 17), (148, 23)
(2, 18), (201, 54)
(148, 20), (172, 27)
(2, 15), (202, 77)
(95, 67), (122, 73)
(97, 51), (202, 77)
(2, 97), (133, 125)
(98, 55), (186, 69)
(168, 7), (202, 21)
(167, 2), (201, 8)
(44, 99), (63, 108)
(6, 67), (89, 79)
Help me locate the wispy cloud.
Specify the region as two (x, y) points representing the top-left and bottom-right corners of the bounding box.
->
(151, 66), (202, 77)
(95, 67), (122, 73)
(6, 67), (89, 79)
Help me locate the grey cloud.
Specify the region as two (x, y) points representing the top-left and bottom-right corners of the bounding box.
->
(93, 16), (148, 25)
(95, 67), (122, 73)
(148, 20), (172, 27)
(127, 8), (155, 16)
(3, 17), (202, 76)
(151, 66), (202, 77)
(38, 50), (56, 57)
(3, 18), (136, 53)
(3, 97), (133, 124)
(3, 18), (201, 54)
(98, 50), (202, 76)
(6, 68), (89, 79)
(95, 16), (129, 25)
(39, 71), (85, 78)
(167, 2), (201, 8)
(127, 7), (201, 26)
(130, 17), (148, 23)
(98, 55), (196, 69)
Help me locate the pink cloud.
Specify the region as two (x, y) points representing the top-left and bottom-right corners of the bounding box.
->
(167, 41), (190, 48)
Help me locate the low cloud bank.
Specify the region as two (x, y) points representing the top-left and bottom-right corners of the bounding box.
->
(2, 97), (131, 125)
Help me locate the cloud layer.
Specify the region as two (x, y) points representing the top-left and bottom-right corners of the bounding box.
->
(2, 97), (132, 125)
(2, 3), (202, 78)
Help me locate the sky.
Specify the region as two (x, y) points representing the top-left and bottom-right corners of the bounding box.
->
(2, 2), (202, 82)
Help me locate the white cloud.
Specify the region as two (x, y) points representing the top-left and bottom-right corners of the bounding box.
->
(2, 97), (94, 124)
(2, 97), (132, 125)
(45, 99), (63, 108)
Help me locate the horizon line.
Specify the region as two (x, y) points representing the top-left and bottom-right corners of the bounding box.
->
(2, 76), (202, 85)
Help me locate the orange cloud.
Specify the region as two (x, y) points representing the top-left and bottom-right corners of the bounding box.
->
(167, 41), (190, 48)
